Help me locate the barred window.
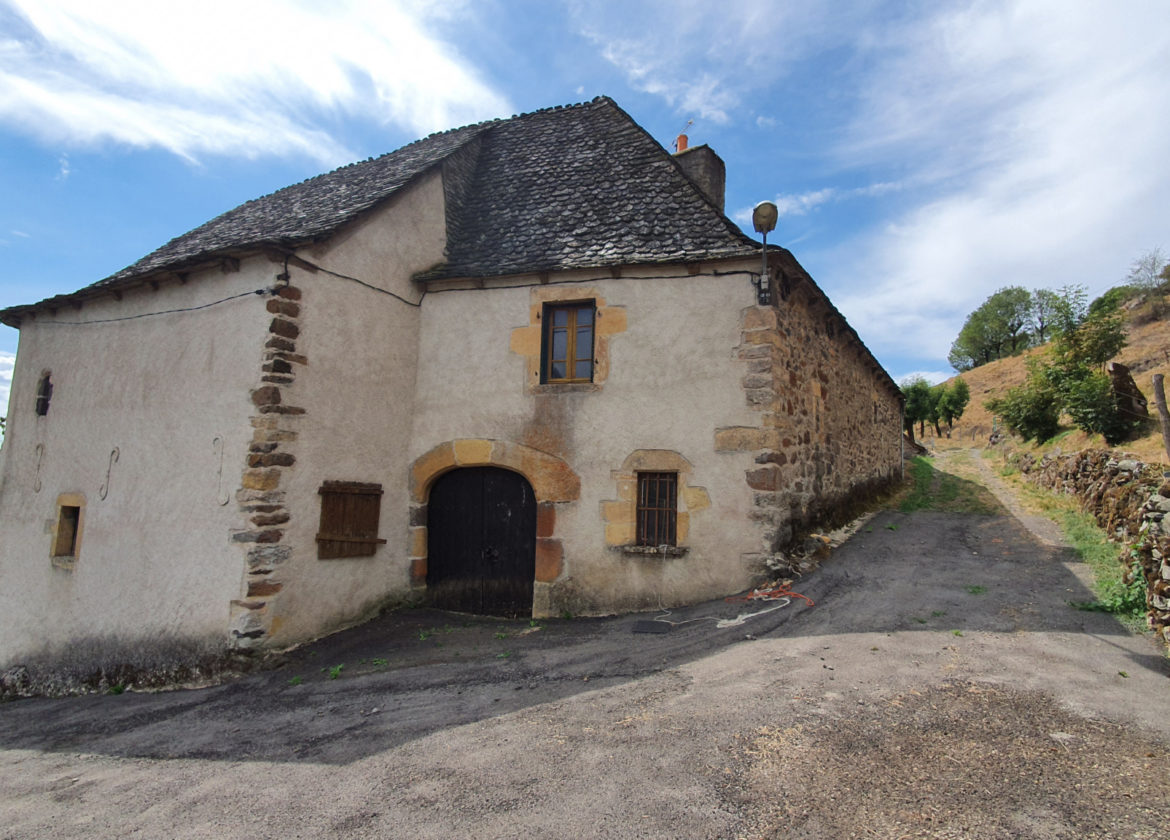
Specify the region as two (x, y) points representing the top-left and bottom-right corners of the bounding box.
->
(636, 472), (677, 547)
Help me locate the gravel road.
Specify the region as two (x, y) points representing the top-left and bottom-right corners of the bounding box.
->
(1, 453), (1167, 838)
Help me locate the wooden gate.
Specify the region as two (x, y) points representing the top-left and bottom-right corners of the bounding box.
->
(426, 467), (537, 617)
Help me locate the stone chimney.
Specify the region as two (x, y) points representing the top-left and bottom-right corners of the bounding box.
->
(673, 142), (726, 212)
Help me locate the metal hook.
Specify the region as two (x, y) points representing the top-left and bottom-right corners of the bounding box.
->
(33, 443), (44, 493)
(213, 436), (230, 506)
(99, 447), (119, 500)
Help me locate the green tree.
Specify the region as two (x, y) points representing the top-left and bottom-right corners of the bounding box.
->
(1051, 310), (1125, 370)
(948, 286), (1034, 371)
(937, 378), (970, 432)
(1049, 284), (1089, 336)
(1030, 289), (1061, 344)
(927, 383), (946, 437)
(901, 377), (934, 443)
(986, 363), (1061, 443)
(1088, 284), (1135, 318)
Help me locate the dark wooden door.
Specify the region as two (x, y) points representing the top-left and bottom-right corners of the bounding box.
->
(426, 468), (537, 617)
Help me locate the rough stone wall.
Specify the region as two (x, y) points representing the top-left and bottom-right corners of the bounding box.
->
(717, 276), (903, 553)
(1014, 449), (1170, 643)
(228, 283), (306, 648)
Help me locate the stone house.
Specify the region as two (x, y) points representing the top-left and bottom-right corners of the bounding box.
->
(0, 97), (902, 666)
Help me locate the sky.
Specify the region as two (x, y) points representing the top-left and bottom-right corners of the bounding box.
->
(1, 0), (1168, 419)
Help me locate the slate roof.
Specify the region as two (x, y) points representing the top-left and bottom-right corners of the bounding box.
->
(2, 97), (761, 325)
(422, 97), (758, 279)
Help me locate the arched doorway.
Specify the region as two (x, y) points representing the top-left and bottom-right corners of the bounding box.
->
(426, 467), (537, 617)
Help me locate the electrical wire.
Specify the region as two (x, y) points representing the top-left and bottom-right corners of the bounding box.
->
(25, 287), (273, 326)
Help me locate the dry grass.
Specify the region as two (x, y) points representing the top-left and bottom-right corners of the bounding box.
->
(929, 314), (1170, 465)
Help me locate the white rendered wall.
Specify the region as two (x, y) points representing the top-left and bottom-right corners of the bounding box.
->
(259, 172), (445, 645)
(410, 266), (766, 613)
(0, 267), (271, 664)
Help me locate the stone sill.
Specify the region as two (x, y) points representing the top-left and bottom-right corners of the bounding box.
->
(618, 545), (688, 559)
(531, 382), (600, 396)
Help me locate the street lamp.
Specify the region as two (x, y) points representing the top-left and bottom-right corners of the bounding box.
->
(752, 201), (778, 305)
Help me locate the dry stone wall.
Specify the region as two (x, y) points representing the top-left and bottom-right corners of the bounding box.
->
(1014, 449), (1170, 643)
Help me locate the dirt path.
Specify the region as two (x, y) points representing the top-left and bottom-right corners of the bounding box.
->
(1, 459), (1167, 839)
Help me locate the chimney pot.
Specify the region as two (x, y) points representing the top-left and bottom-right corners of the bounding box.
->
(676, 134), (688, 152)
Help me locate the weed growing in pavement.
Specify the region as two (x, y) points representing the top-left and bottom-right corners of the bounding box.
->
(418, 629), (431, 641)
(288, 676), (302, 686)
(494, 631), (508, 640)
(496, 651), (512, 659)
(952, 630), (964, 637)
(965, 585), (987, 595)
(107, 683), (126, 695)
(371, 658), (388, 666)
(322, 664), (344, 680)
(931, 610), (947, 617)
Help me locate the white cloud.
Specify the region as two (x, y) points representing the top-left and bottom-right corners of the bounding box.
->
(10, 230), (29, 238)
(733, 182), (902, 224)
(819, 1), (1170, 365)
(572, 0), (868, 123)
(0, 0), (512, 164)
(0, 350), (13, 425)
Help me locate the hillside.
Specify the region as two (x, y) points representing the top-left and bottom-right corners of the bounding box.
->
(930, 311), (1170, 464)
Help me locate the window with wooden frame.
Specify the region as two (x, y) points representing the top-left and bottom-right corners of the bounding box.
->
(542, 302), (595, 384)
(316, 481), (387, 559)
(636, 472), (678, 547)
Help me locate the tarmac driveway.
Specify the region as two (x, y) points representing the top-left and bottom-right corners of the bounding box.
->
(1, 457), (1168, 838)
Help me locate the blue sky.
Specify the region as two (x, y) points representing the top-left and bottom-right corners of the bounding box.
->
(2, 0), (1168, 419)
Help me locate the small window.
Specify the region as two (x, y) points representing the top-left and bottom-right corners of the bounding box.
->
(542, 302), (594, 383)
(51, 495), (84, 562)
(35, 372), (53, 417)
(316, 481), (387, 559)
(636, 472), (677, 547)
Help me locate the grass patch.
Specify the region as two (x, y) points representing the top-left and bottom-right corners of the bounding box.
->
(893, 455), (1002, 515)
(998, 473), (1147, 632)
(899, 457), (935, 511)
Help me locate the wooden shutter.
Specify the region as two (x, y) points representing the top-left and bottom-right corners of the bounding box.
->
(316, 481), (387, 559)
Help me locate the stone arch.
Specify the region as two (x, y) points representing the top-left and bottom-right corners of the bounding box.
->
(407, 440), (580, 594)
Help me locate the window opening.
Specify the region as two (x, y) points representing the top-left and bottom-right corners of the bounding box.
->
(35, 372), (53, 417)
(53, 505), (81, 558)
(316, 481), (387, 559)
(543, 302), (594, 383)
(636, 472), (678, 547)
